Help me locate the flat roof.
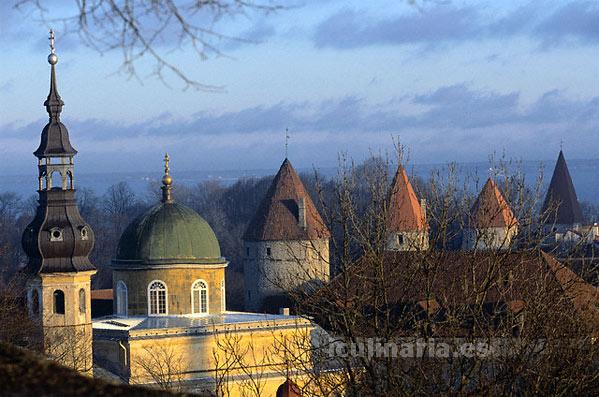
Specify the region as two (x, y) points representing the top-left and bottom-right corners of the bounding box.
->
(93, 311), (311, 334)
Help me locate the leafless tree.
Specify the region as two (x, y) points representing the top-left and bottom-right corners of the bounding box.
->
(133, 344), (188, 391)
(15, 0), (284, 90)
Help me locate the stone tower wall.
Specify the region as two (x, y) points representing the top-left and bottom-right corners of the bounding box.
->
(462, 226), (518, 251)
(243, 239), (330, 312)
(27, 271), (96, 375)
(386, 231), (429, 251)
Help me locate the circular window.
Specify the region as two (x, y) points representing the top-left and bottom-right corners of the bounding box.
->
(49, 228), (63, 242)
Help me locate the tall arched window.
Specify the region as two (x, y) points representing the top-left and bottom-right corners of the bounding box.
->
(221, 279), (226, 311)
(191, 279), (208, 314)
(28, 288), (41, 317)
(117, 281), (128, 317)
(148, 280), (167, 316)
(79, 288), (86, 314)
(53, 290), (65, 314)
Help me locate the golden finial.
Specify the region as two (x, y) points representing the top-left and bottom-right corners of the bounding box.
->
(161, 153), (173, 203)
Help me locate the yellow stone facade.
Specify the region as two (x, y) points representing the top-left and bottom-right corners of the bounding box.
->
(28, 270), (96, 375)
(112, 266), (226, 316)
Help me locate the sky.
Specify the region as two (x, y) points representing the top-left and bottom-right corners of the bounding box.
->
(1, 0), (599, 176)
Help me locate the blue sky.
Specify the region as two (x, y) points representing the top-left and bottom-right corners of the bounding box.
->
(1, 0), (599, 175)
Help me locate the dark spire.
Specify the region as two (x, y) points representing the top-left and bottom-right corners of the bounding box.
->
(21, 31), (95, 274)
(541, 150), (584, 225)
(34, 30), (76, 158)
(44, 30), (63, 120)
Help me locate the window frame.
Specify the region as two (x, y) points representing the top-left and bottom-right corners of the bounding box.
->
(53, 289), (65, 315)
(147, 280), (168, 316)
(191, 279), (209, 315)
(116, 280), (128, 317)
(78, 288), (86, 314)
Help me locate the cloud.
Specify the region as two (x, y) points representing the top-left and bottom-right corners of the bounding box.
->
(224, 21), (276, 50)
(313, 1), (599, 50)
(2, 84), (598, 175)
(313, 5), (480, 49)
(533, 1), (599, 47)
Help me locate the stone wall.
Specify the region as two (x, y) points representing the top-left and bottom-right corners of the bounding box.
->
(28, 271), (96, 375)
(243, 239), (330, 312)
(386, 231), (429, 251)
(112, 267), (226, 316)
(462, 226), (518, 251)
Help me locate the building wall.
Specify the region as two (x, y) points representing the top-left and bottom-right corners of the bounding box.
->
(27, 271), (96, 375)
(243, 239), (330, 312)
(462, 226), (518, 251)
(112, 267), (226, 316)
(386, 231), (429, 251)
(94, 320), (315, 394)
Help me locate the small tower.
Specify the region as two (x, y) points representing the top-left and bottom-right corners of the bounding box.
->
(21, 31), (96, 375)
(462, 178), (518, 251)
(243, 159), (330, 312)
(385, 165), (429, 251)
(541, 150), (584, 233)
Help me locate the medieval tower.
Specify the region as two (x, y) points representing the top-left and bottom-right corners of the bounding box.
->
(541, 150), (584, 233)
(385, 165), (429, 251)
(462, 178), (519, 250)
(21, 31), (96, 374)
(243, 159), (330, 312)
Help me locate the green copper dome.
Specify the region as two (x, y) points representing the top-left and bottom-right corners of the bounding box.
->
(113, 202), (225, 267)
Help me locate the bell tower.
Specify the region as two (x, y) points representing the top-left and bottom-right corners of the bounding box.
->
(21, 30), (96, 375)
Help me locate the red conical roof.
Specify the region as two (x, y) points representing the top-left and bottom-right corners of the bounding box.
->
(470, 178), (518, 228)
(387, 165), (427, 232)
(276, 379), (301, 397)
(541, 151), (584, 225)
(243, 159), (330, 241)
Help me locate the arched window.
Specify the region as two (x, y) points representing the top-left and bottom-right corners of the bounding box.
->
(191, 279), (208, 314)
(221, 279), (226, 311)
(79, 288), (86, 314)
(53, 290), (65, 314)
(50, 170), (62, 190)
(28, 288), (41, 317)
(148, 280), (167, 316)
(117, 281), (128, 317)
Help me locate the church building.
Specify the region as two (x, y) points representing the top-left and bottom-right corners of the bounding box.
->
(21, 33), (322, 395)
(21, 30), (96, 375)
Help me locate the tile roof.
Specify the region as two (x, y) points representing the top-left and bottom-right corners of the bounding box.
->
(243, 159), (330, 241)
(541, 150), (584, 225)
(470, 178), (518, 228)
(386, 165), (427, 232)
(312, 250), (599, 336)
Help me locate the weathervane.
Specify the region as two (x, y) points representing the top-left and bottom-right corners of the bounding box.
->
(48, 29), (58, 65)
(285, 128), (290, 158)
(49, 29), (55, 53)
(164, 152), (170, 176)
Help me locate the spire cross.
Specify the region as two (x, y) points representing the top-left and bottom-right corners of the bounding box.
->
(285, 128), (290, 158)
(164, 153), (170, 175)
(560, 138), (564, 151)
(49, 29), (56, 54)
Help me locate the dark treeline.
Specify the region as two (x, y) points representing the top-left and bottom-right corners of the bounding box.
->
(1, 157), (598, 310)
